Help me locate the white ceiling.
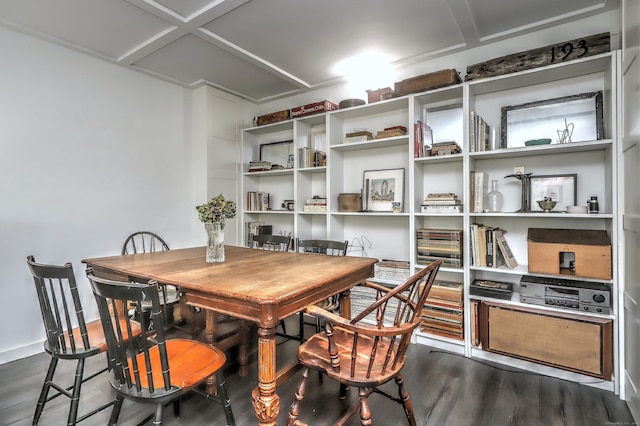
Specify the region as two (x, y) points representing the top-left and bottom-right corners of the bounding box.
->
(0, 0), (620, 103)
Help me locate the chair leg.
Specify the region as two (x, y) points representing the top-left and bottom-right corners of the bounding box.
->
(298, 312), (305, 341)
(216, 371), (236, 426)
(153, 403), (164, 425)
(66, 358), (85, 426)
(358, 387), (372, 426)
(108, 396), (124, 426)
(287, 367), (309, 426)
(395, 374), (417, 426)
(172, 399), (180, 417)
(33, 357), (58, 425)
(314, 318), (323, 385)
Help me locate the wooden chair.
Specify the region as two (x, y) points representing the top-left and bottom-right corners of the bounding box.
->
(287, 260), (442, 426)
(295, 239), (349, 342)
(121, 232), (181, 330)
(86, 269), (236, 426)
(27, 255), (142, 425)
(248, 233), (292, 251)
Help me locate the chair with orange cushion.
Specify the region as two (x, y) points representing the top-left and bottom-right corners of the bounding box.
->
(86, 269), (236, 426)
(27, 255), (142, 425)
(287, 260), (442, 426)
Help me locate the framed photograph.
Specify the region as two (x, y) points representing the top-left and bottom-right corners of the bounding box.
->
(530, 174), (577, 212)
(259, 140), (294, 169)
(501, 91), (604, 148)
(362, 168), (405, 212)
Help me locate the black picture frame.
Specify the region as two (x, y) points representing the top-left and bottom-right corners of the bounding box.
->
(530, 173), (578, 212)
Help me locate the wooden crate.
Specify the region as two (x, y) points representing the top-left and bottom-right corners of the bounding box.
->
(290, 100), (338, 119)
(480, 301), (612, 380)
(366, 87), (394, 103)
(394, 69), (461, 96)
(465, 32), (610, 81)
(527, 228), (611, 280)
(257, 109), (290, 126)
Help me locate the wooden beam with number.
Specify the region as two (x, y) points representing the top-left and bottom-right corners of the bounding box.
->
(465, 32), (610, 81)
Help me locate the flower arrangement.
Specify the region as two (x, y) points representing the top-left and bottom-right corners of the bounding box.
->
(196, 194), (237, 226)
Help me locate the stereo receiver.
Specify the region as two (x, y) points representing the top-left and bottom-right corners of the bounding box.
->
(519, 275), (610, 314)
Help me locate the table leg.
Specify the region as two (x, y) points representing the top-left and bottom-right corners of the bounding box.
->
(252, 326), (279, 425)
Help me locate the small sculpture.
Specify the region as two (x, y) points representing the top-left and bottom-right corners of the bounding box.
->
(557, 118), (574, 144)
(537, 196), (557, 213)
(505, 173), (533, 212)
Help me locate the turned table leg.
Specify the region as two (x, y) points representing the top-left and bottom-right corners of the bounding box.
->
(252, 326), (279, 425)
(205, 309), (218, 394)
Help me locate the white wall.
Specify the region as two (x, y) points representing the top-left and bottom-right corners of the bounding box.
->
(0, 26), (203, 362)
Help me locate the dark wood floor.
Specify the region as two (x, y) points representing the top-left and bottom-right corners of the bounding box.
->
(1, 319), (636, 426)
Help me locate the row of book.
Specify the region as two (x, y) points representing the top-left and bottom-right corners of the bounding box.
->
(298, 147), (326, 168)
(469, 224), (518, 269)
(246, 191), (271, 211)
(416, 228), (463, 269)
(469, 110), (495, 152)
(421, 280), (463, 341)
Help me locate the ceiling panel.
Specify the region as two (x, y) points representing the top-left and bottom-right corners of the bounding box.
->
(0, 0), (621, 102)
(134, 34), (299, 99)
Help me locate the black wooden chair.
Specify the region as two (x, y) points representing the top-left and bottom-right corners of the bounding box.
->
(295, 239), (349, 342)
(27, 255), (142, 425)
(248, 233), (292, 251)
(86, 269), (236, 426)
(287, 260), (442, 426)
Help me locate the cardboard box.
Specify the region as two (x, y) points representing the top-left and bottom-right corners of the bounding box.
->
(290, 100), (338, 118)
(527, 228), (611, 280)
(257, 109), (290, 126)
(394, 69), (461, 96)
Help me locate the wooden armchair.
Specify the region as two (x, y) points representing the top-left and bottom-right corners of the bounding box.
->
(86, 269), (236, 426)
(287, 260), (442, 426)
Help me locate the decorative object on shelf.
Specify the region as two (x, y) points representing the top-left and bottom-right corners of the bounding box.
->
(557, 118), (575, 143)
(196, 194), (237, 263)
(465, 32), (610, 81)
(338, 193), (361, 212)
(588, 196), (600, 214)
(470, 279), (513, 300)
(362, 168), (405, 212)
(392, 202), (402, 213)
(256, 109), (290, 126)
(290, 100), (338, 119)
(259, 140), (294, 169)
(524, 138), (552, 146)
(343, 130), (373, 144)
(338, 98), (365, 109)
(530, 174), (577, 212)
(536, 197), (557, 213)
(394, 68), (462, 96)
(501, 91), (604, 148)
(505, 172), (533, 213)
(486, 180), (504, 212)
(366, 87), (394, 103)
(430, 141), (462, 156)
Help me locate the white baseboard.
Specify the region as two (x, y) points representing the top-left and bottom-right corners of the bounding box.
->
(0, 341), (43, 365)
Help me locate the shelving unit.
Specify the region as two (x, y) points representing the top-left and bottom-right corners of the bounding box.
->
(240, 51), (621, 392)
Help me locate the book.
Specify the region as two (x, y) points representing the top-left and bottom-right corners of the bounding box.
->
(429, 280), (463, 302)
(496, 231), (518, 269)
(471, 172), (488, 213)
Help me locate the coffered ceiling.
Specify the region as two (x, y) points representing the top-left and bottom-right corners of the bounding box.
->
(0, 0), (619, 103)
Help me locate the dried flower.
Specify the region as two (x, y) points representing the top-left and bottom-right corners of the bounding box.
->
(196, 194), (236, 226)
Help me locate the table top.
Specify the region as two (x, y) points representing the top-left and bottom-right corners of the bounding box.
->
(83, 245), (377, 325)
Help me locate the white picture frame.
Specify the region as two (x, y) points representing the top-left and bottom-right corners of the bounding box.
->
(362, 168), (405, 212)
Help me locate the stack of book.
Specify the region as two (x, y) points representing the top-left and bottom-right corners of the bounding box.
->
(430, 141), (462, 156)
(469, 225), (517, 269)
(421, 280), (464, 340)
(343, 130), (373, 144)
(248, 161), (272, 172)
(375, 125), (407, 139)
(246, 191), (271, 211)
(421, 193), (462, 213)
(416, 228), (463, 269)
(298, 147), (326, 168)
(302, 197), (327, 212)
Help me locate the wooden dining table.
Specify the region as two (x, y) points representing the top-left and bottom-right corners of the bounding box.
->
(82, 245), (377, 425)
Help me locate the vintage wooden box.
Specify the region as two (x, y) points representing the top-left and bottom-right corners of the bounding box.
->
(257, 109), (290, 126)
(465, 32), (610, 81)
(527, 228), (611, 280)
(290, 100), (338, 119)
(366, 87), (394, 103)
(394, 69), (461, 97)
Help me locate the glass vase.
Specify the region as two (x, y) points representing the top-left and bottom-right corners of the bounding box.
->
(487, 180), (503, 212)
(205, 221), (225, 263)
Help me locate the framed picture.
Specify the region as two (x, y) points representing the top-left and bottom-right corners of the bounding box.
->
(530, 174), (577, 212)
(362, 168), (405, 212)
(259, 140), (294, 169)
(501, 91), (604, 148)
